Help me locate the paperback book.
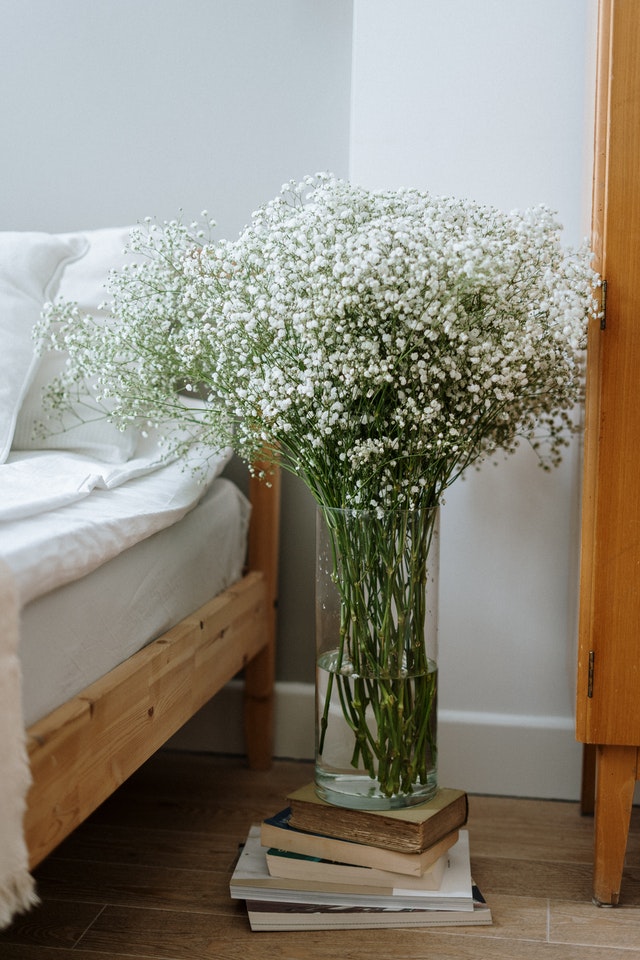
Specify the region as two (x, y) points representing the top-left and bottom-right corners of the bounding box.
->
(231, 826), (475, 911)
(265, 845), (447, 890)
(261, 807), (458, 877)
(245, 885), (492, 931)
(287, 782), (468, 854)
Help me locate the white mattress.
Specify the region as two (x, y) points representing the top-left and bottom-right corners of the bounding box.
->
(19, 477), (250, 727)
(2, 438), (231, 607)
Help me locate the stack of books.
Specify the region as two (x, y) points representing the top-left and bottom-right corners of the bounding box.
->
(230, 782), (492, 931)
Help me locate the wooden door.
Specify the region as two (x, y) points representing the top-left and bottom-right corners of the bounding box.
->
(577, 0), (640, 747)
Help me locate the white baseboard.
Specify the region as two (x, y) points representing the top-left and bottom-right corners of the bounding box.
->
(437, 709), (583, 801)
(168, 680), (585, 801)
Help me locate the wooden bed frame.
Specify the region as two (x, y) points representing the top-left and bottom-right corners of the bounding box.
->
(23, 464), (280, 869)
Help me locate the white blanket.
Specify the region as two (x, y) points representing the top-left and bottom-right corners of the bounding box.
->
(0, 447), (183, 521)
(1, 444), (230, 607)
(0, 560), (39, 927)
(0, 441), (230, 927)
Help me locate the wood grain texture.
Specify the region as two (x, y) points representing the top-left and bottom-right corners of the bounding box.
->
(21, 442), (281, 871)
(576, 0), (640, 907)
(244, 462), (281, 770)
(24, 570), (268, 868)
(577, 0), (640, 746)
(2, 753), (640, 959)
(593, 745), (640, 905)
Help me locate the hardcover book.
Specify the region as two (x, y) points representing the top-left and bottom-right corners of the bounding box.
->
(261, 807), (459, 877)
(288, 782), (468, 854)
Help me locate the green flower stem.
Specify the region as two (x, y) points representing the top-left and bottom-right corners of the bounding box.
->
(317, 504), (438, 798)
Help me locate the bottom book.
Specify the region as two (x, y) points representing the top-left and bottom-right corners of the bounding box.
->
(245, 886), (492, 931)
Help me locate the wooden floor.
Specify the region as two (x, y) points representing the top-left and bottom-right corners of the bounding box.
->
(1, 752), (640, 959)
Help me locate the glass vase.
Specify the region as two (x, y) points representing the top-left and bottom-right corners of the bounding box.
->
(315, 503), (439, 810)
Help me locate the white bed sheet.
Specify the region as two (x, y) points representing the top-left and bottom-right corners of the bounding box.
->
(1, 441), (230, 607)
(19, 477), (250, 727)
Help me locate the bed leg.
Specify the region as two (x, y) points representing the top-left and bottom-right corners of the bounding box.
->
(245, 461), (280, 770)
(244, 640), (275, 770)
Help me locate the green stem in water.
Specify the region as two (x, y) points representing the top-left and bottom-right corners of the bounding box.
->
(317, 504), (438, 799)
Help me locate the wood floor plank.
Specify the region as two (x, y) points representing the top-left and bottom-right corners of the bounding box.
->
(50, 822), (246, 871)
(472, 855), (640, 905)
(467, 796), (600, 864)
(70, 903), (250, 958)
(2, 752), (640, 959)
(550, 898), (640, 950)
(34, 859), (240, 914)
(0, 898), (105, 951)
(470, 894), (548, 941)
(91, 753), (312, 810)
(86, 756), (310, 836)
(71, 902), (640, 960)
(86, 799), (278, 838)
(0, 948), (116, 959)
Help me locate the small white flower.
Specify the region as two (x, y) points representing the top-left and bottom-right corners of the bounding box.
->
(37, 177), (598, 510)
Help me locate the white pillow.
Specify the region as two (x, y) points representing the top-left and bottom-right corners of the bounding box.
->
(0, 231), (87, 463)
(12, 226), (139, 463)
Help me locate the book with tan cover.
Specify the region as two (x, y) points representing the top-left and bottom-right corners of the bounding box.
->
(265, 838), (449, 888)
(288, 783), (468, 853)
(261, 808), (458, 877)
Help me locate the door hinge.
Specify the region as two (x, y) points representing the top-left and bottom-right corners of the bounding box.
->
(587, 650), (595, 698)
(600, 279), (607, 330)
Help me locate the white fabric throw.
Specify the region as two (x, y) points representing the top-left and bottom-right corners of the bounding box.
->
(0, 440), (230, 927)
(0, 559), (39, 928)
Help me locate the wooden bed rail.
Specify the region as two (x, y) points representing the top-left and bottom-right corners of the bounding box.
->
(24, 461), (281, 868)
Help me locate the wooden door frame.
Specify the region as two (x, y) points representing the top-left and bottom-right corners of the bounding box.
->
(577, 0), (640, 746)
(577, 0), (640, 906)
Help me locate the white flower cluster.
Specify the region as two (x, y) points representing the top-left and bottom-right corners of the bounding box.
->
(39, 175), (598, 510)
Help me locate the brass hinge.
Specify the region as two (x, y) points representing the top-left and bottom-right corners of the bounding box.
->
(587, 650), (595, 698)
(600, 279), (607, 330)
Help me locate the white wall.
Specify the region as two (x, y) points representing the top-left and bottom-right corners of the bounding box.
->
(1, 0), (352, 687)
(349, 0), (598, 798)
(1, 0), (352, 239)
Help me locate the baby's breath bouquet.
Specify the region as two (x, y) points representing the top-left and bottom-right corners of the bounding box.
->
(39, 175), (597, 805)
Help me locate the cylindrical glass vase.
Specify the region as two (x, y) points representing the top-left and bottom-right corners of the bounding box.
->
(315, 504), (439, 810)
